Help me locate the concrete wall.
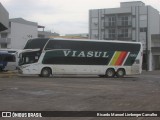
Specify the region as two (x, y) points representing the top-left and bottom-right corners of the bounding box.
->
(8, 22), (38, 49)
(89, 10), (99, 39)
(120, 1), (145, 8)
(148, 6), (160, 35)
(0, 3), (9, 31)
(104, 7), (131, 14)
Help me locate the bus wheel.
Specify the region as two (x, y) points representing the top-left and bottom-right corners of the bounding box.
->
(41, 68), (51, 77)
(116, 68), (125, 78)
(105, 68), (115, 78)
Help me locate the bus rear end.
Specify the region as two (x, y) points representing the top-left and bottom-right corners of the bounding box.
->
(130, 42), (143, 75)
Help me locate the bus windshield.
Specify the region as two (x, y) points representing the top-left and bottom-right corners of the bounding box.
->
(24, 38), (49, 50)
(19, 51), (40, 65)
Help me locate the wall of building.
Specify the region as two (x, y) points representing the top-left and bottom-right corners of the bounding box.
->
(0, 3), (9, 48)
(148, 6), (160, 37)
(89, 1), (160, 71)
(151, 34), (160, 70)
(0, 3), (9, 31)
(38, 31), (59, 38)
(120, 1), (145, 8)
(8, 22), (37, 49)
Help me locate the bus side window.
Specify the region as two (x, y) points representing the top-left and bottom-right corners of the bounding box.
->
(0, 55), (3, 61)
(26, 57), (29, 63)
(4, 55), (15, 62)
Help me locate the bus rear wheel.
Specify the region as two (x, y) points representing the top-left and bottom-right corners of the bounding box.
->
(105, 68), (115, 78)
(41, 68), (51, 77)
(116, 68), (125, 78)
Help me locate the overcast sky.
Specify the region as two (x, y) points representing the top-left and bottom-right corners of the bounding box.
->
(1, 0), (160, 35)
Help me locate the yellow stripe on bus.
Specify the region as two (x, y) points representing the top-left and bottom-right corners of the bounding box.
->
(110, 51), (121, 66)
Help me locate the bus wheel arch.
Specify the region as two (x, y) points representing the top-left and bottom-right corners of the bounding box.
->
(105, 68), (115, 78)
(116, 68), (126, 78)
(40, 67), (52, 77)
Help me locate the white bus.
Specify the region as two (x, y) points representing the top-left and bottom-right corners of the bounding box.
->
(18, 38), (143, 77)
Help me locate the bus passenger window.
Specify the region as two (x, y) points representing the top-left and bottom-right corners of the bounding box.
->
(4, 55), (15, 62)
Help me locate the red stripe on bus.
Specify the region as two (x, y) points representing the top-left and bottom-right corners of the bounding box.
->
(115, 51), (128, 66)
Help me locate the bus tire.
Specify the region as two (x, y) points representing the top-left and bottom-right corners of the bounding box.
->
(105, 68), (115, 78)
(116, 68), (125, 78)
(41, 68), (51, 77)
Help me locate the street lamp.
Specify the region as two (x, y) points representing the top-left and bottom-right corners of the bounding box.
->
(145, 27), (148, 71)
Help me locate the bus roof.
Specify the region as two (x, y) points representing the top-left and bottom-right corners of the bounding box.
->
(24, 38), (142, 52)
(50, 38), (142, 45)
(0, 49), (20, 54)
(0, 51), (13, 55)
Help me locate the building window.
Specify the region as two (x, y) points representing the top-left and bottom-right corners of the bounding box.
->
(1, 33), (8, 38)
(108, 16), (116, 27)
(1, 43), (7, 48)
(38, 34), (45, 38)
(118, 28), (129, 38)
(92, 18), (98, 26)
(140, 27), (147, 32)
(9, 22), (11, 27)
(109, 28), (116, 39)
(118, 15), (131, 26)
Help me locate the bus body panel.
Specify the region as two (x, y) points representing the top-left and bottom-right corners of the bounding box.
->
(19, 64), (139, 76)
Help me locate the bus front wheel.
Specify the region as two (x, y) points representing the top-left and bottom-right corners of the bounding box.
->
(41, 68), (51, 77)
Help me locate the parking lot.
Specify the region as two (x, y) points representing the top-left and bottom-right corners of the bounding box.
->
(0, 71), (160, 119)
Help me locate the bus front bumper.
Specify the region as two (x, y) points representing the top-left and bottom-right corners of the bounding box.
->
(18, 65), (40, 74)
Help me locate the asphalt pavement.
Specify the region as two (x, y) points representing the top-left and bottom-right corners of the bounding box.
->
(0, 71), (160, 120)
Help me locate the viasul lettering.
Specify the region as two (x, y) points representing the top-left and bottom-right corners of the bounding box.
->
(63, 50), (109, 58)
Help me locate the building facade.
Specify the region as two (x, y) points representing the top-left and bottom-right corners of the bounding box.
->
(0, 18), (38, 49)
(89, 1), (160, 71)
(38, 31), (59, 38)
(0, 2), (9, 48)
(151, 34), (160, 70)
(0, 3), (60, 50)
(65, 33), (89, 39)
(0, 3), (8, 31)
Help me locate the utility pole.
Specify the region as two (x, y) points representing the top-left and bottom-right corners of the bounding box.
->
(145, 28), (148, 71)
